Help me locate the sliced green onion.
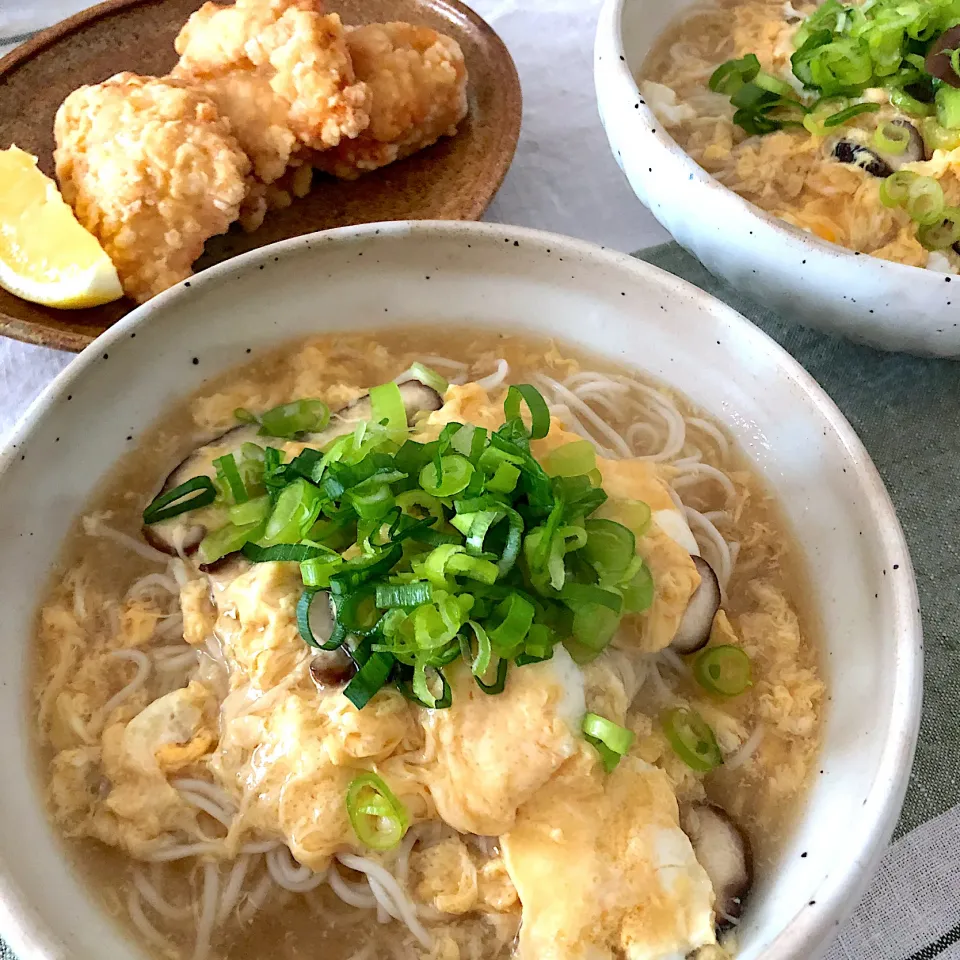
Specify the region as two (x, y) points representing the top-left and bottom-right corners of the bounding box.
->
(583, 712), (635, 772)
(234, 407), (258, 424)
(258, 399), (330, 439)
(198, 520), (264, 565)
(487, 594), (535, 658)
(753, 69), (793, 96)
(229, 493), (271, 526)
(459, 620), (493, 677)
(497, 507), (524, 576)
(572, 604), (620, 653)
(412, 659), (452, 708)
(243, 541), (332, 562)
(905, 176), (945, 225)
(879, 170), (918, 208)
(620, 562), (655, 613)
(543, 440), (597, 478)
(451, 425), (486, 460)
(822, 102), (880, 127)
(872, 121), (910, 155)
(920, 117), (960, 153)
(262, 478), (323, 545)
(407, 362), (449, 396)
(890, 86), (935, 118)
(917, 208), (960, 249)
(445, 553), (499, 585)
(297, 589), (343, 650)
(214, 453), (248, 504)
(143, 475), (217, 524)
(330, 545), (403, 594)
(560, 583), (623, 614)
(503, 384), (550, 440)
(486, 461), (521, 493)
(347, 480), (396, 522)
(369, 381), (408, 437)
(709, 53), (760, 96)
(420, 455), (475, 497)
(375, 582), (434, 608)
(803, 96), (848, 136)
(661, 707), (723, 773)
(937, 85), (960, 130)
(693, 645), (753, 697)
(582, 518), (636, 584)
(345, 773), (409, 850)
(343, 650), (395, 710)
(475, 656), (508, 694)
(336, 585), (383, 635)
(300, 550), (344, 588)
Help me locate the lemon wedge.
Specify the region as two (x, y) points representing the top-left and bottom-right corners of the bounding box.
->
(0, 146), (123, 309)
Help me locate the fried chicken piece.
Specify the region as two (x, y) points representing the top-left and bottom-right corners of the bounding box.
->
(54, 73), (250, 303)
(312, 22), (468, 180)
(176, 69), (299, 184)
(174, 0), (370, 152)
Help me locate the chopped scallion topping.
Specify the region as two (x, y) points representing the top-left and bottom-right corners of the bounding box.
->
(345, 773), (409, 850)
(149, 372), (657, 709)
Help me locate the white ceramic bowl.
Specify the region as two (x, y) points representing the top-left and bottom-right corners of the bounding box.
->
(0, 221), (920, 960)
(595, 0), (960, 357)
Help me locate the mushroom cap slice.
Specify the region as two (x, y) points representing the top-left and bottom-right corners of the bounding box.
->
(671, 556), (722, 654)
(681, 802), (753, 929)
(141, 381), (443, 556)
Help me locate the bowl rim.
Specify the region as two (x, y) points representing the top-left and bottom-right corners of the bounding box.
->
(595, 0), (952, 285)
(0, 219), (923, 960)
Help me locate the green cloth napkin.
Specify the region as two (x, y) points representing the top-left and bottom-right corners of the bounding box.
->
(636, 242), (958, 839)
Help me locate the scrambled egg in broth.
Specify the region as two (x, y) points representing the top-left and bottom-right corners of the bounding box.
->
(33, 330), (823, 960)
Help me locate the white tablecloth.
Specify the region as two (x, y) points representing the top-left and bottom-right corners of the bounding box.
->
(0, 0), (668, 439)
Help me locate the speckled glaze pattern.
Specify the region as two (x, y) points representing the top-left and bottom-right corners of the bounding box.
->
(0, 221), (920, 960)
(0, 0), (521, 352)
(594, 0), (960, 357)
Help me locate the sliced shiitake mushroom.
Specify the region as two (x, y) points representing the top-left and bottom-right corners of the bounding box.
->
(832, 140), (893, 178)
(142, 423), (260, 557)
(681, 802), (753, 929)
(310, 650), (357, 688)
(926, 25), (960, 89)
(142, 382), (443, 556)
(671, 556), (722, 654)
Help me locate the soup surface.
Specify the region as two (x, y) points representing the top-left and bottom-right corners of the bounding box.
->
(33, 330), (824, 960)
(641, 0), (960, 271)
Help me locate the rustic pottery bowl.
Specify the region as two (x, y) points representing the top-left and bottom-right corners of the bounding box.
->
(0, 221), (921, 960)
(595, 0), (960, 356)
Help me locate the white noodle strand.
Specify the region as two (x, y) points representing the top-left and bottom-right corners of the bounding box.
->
(82, 515), (168, 564)
(725, 725), (766, 770)
(337, 853), (431, 948)
(100, 650), (151, 717)
(237, 871), (274, 925)
(473, 359), (509, 392)
(215, 855), (251, 927)
(192, 861), (219, 960)
(127, 888), (174, 950)
(133, 867), (192, 921)
(327, 864), (377, 909)
(266, 846), (326, 893)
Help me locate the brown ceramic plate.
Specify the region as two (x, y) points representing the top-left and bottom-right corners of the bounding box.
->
(0, 0), (520, 352)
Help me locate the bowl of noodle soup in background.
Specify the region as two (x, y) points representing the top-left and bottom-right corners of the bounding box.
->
(595, 0), (960, 357)
(0, 221), (920, 960)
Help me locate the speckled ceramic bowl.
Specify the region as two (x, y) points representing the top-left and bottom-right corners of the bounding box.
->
(0, 222), (920, 960)
(595, 0), (960, 357)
